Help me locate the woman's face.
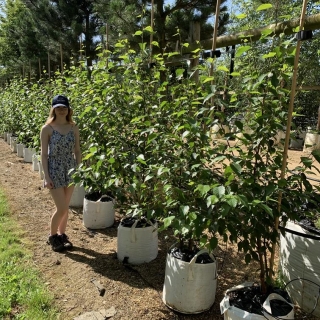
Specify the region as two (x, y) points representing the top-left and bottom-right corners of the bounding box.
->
(54, 106), (69, 115)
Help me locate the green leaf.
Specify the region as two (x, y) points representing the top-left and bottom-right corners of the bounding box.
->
(182, 131), (190, 138)
(230, 163), (242, 175)
(265, 183), (277, 197)
(226, 196), (237, 208)
(261, 29), (274, 37)
(245, 253), (251, 264)
(89, 146), (97, 153)
(163, 216), (175, 228)
(189, 212), (197, 221)
(196, 184), (211, 196)
(83, 153), (94, 161)
(209, 237), (218, 250)
(258, 203), (273, 217)
(203, 76), (214, 83)
(207, 195), (219, 207)
(212, 186), (225, 197)
(144, 175), (153, 182)
(312, 149), (320, 163)
(256, 3), (273, 11)
(236, 13), (247, 19)
(134, 31), (143, 36)
(217, 65), (229, 72)
(144, 26), (153, 32)
(235, 46), (251, 58)
(181, 205), (190, 215)
(263, 52), (277, 58)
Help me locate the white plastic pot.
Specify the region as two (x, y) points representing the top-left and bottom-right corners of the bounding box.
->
(275, 130), (286, 146)
(289, 137), (304, 149)
(220, 282), (294, 320)
(23, 147), (36, 163)
(17, 144), (25, 158)
(10, 137), (17, 153)
(163, 248), (217, 314)
(6, 133), (12, 145)
(83, 194), (115, 229)
(38, 161), (44, 180)
(117, 219), (158, 265)
(69, 184), (86, 208)
(32, 154), (39, 171)
(303, 132), (320, 153)
(280, 221), (320, 317)
(211, 124), (230, 139)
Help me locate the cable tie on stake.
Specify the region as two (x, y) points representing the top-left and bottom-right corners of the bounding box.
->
(203, 50), (221, 58)
(295, 30), (313, 41)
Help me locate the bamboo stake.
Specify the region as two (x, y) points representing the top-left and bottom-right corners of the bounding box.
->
(48, 51), (50, 80)
(270, 0), (309, 278)
(209, 0), (221, 128)
(106, 23), (109, 69)
(60, 44), (63, 75)
(209, 0), (221, 78)
(29, 61), (31, 82)
(38, 58), (41, 79)
(149, 0), (154, 63)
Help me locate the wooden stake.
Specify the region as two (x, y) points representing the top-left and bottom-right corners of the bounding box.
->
(38, 58), (41, 79)
(190, 21), (200, 82)
(29, 61), (31, 82)
(60, 44), (63, 74)
(209, 0), (221, 78)
(149, 0), (154, 63)
(106, 23), (109, 69)
(270, 0), (309, 278)
(48, 51), (50, 80)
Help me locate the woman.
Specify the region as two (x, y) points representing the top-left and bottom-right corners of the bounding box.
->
(40, 94), (81, 252)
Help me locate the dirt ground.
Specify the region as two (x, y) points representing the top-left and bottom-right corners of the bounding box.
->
(0, 137), (319, 320)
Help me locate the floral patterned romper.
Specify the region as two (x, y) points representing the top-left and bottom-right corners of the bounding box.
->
(48, 125), (77, 189)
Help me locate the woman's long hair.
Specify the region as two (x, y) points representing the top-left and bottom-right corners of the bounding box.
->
(45, 107), (75, 125)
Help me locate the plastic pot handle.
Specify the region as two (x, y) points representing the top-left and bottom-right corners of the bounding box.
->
(130, 219), (139, 243)
(188, 249), (214, 281)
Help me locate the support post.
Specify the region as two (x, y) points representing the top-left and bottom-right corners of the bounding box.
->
(270, 0), (309, 278)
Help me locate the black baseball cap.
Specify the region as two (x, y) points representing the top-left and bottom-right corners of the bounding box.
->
(52, 95), (69, 108)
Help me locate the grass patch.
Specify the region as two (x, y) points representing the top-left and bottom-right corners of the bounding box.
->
(0, 189), (58, 320)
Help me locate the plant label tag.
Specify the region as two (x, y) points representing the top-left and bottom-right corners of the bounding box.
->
(219, 296), (230, 314)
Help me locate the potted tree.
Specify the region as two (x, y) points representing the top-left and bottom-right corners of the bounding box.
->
(215, 33), (320, 319)
(72, 46), (166, 264)
(154, 58), (226, 313)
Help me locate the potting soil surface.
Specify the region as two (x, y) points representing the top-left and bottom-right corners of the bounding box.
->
(0, 138), (319, 320)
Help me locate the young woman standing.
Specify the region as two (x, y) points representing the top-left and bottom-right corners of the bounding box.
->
(40, 95), (81, 252)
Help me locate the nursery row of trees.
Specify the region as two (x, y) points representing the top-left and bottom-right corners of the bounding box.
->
(0, 0), (229, 80)
(1, 0), (319, 125)
(1, 11), (320, 291)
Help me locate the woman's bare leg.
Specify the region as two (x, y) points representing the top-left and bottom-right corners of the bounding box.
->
(58, 185), (75, 234)
(49, 187), (69, 235)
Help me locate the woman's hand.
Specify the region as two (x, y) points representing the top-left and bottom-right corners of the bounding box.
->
(44, 177), (54, 189)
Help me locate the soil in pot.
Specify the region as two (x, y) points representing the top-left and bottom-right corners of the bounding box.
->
(120, 216), (156, 228)
(169, 246), (214, 264)
(84, 191), (113, 202)
(228, 285), (292, 317)
(297, 194), (320, 234)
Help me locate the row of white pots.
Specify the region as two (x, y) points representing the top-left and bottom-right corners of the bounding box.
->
(69, 185), (218, 313)
(4, 132), (36, 163)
